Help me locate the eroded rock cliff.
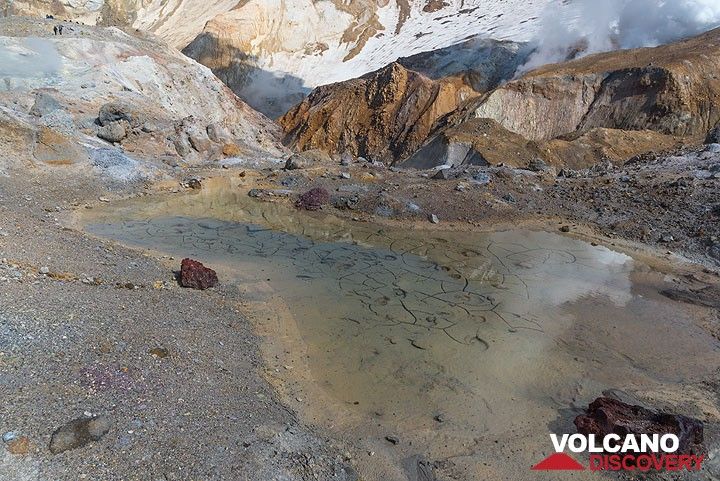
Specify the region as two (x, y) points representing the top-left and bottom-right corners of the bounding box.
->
(283, 27), (720, 170)
(0, 17), (284, 181)
(279, 38), (527, 163)
(8, 0), (552, 117)
(279, 62), (477, 163)
(460, 27), (720, 142)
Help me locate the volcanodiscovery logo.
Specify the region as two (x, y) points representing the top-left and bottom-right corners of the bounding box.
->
(532, 433), (705, 472)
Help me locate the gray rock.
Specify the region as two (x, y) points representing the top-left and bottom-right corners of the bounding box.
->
(97, 121), (127, 143)
(206, 123), (228, 143)
(340, 152), (354, 166)
(374, 205), (394, 218)
(502, 193), (516, 203)
(98, 102), (143, 128)
(340, 172), (351, 179)
(248, 189), (293, 199)
(705, 124), (720, 144)
(385, 435), (400, 445)
(429, 214), (439, 224)
(432, 168), (451, 180)
(710, 243), (720, 261)
(527, 158), (550, 172)
(286, 149), (333, 170)
(90, 148), (145, 182)
(49, 415), (112, 454)
(30, 92), (62, 117)
(285, 154), (309, 170)
(188, 133), (212, 153)
(174, 136), (193, 157)
(704, 143), (720, 154)
(405, 202), (421, 213)
(471, 172), (491, 185)
(141, 122), (158, 134)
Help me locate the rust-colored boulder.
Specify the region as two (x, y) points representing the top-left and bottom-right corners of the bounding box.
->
(179, 258), (218, 290)
(222, 143), (242, 157)
(574, 397), (704, 454)
(295, 187), (330, 211)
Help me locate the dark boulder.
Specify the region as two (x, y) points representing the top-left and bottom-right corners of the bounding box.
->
(49, 415), (112, 454)
(179, 258), (218, 290)
(705, 124), (720, 144)
(285, 153), (309, 170)
(98, 102), (143, 128)
(432, 168), (451, 180)
(527, 158), (551, 172)
(574, 397), (704, 454)
(295, 187), (330, 211)
(97, 121), (128, 143)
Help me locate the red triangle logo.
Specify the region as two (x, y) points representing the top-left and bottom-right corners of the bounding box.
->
(532, 453), (586, 471)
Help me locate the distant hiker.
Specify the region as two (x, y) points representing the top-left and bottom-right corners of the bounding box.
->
(53, 25), (58, 35)
(58, 25), (64, 35)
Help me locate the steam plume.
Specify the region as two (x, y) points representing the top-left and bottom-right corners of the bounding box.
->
(521, 0), (720, 71)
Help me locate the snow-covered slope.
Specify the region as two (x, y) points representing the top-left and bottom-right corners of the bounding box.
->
(182, 0), (554, 117)
(10, 0), (720, 119)
(7, 0), (553, 116)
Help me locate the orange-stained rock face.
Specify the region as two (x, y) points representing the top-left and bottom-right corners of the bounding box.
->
(283, 27), (720, 170)
(279, 62), (478, 164)
(459, 27), (720, 142)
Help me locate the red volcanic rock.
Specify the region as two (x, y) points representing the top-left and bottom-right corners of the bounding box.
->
(574, 397), (704, 454)
(295, 187), (330, 211)
(179, 258), (218, 290)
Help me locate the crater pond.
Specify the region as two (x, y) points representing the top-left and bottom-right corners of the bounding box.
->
(82, 179), (720, 480)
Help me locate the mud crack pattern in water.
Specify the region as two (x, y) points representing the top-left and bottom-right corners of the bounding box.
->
(89, 217), (630, 351)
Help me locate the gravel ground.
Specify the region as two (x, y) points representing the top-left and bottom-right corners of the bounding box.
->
(268, 144), (720, 269)
(0, 124), (717, 481)
(0, 172), (355, 480)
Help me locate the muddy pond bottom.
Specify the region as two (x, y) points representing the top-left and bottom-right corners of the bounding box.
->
(83, 185), (720, 480)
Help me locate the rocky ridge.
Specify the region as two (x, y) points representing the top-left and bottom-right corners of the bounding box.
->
(0, 17), (285, 183)
(180, 0), (551, 117)
(279, 38), (527, 163)
(282, 27), (720, 170)
(8, 0), (555, 117)
(459, 27), (720, 141)
(280, 62), (477, 164)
